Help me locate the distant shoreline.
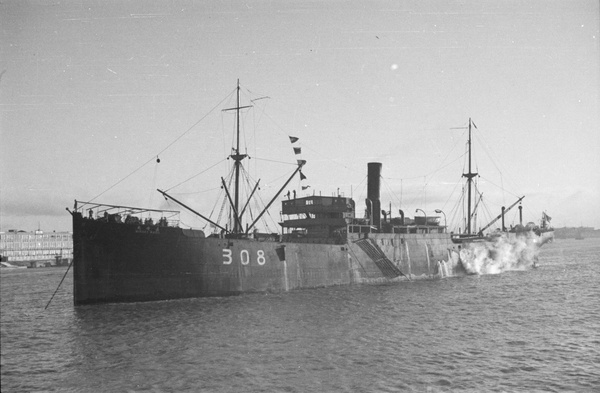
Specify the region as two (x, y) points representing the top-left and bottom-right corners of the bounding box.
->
(553, 227), (600, 239)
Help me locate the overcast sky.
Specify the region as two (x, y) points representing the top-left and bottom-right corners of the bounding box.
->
(1, 0), (599, 233)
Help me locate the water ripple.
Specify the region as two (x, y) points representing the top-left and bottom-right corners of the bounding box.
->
(1, 239), (599, 392)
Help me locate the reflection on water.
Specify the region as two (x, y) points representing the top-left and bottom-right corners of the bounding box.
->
(2, 239), (599, 392)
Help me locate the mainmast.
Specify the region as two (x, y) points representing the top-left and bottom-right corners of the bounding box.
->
(224, 79), (251, 234)
(462, 118), (478, 234)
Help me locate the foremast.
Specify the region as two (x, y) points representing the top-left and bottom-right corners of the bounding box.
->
(159, 80), (305, 237)
(224, 79), (251, 234)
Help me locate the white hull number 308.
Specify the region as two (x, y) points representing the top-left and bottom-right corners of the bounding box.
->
(222, 249), (266, 266)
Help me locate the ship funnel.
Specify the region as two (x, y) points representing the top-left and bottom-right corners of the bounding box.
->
(367, 162), (382, 229)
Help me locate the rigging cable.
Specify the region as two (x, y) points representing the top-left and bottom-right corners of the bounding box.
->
(478, 175), (521, 199)
(473, 131), (526, 209)
(85, 89), (236, 205)
(383, 145), (467, 210)
(164, 158), (227, 192)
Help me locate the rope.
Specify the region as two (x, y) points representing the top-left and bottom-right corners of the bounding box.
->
(86, 90), (235, 205)
(45, 259), (73, 310)
(165, 158), (227, 192)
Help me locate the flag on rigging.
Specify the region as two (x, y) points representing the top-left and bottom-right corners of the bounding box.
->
(294, 147), (301, 155)
(289, 136), (299, 143)
(300, 171), (307, 180)
(302, 185), (311, 190)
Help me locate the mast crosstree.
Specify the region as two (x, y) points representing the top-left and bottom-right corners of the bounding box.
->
(222, 79), (252, 234)
(159, 80), (305, 237)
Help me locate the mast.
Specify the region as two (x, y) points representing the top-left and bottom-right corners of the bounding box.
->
(462, 118), (478, 234)
(234, 81), (242, 233)
(156, 82), (304, 236)
(221, 81), (303, 235)
(223, 79), (251, 234)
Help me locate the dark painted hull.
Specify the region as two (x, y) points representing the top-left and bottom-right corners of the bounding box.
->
(72, 212), (547, 305)
(74, 212), (355, 304)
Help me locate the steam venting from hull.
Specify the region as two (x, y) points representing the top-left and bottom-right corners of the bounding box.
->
(458, 232), (541, 275)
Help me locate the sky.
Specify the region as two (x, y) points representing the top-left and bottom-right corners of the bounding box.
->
(1, 0), (599, 233)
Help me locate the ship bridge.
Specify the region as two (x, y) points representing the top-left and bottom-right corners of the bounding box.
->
(280, 195), (355, 242)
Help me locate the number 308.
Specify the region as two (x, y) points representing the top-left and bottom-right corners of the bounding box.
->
(222, 249), (266, 266)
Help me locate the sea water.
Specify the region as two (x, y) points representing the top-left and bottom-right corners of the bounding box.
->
(1, 239), (599, 392)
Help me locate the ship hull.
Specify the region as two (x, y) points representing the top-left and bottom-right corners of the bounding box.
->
(72, 213), (545, 305)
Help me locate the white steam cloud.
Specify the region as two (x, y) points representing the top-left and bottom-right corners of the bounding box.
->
(457, 232), (541, 275)
(437, 231), (550, 278)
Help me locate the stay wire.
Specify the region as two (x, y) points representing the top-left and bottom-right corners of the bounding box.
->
(86, 89), (235, 205)
(165, 158), (227, 192)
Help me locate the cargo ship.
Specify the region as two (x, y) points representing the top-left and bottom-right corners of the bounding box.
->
(70, 82), (553, 305)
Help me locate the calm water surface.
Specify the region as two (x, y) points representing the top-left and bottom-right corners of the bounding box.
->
(1, 239), (599, 392)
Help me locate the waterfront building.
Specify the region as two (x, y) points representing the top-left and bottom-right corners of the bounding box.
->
(0, 229), (73, 267)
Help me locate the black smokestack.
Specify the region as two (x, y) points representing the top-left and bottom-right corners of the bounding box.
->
(367, 162), (382, 229)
